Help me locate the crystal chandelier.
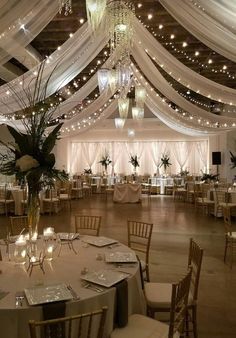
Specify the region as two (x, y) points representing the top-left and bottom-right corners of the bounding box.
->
(118, 97), (129, 118)
(106, 0), (135, 60)
(115, 117), (126, 129)
(59, 0), (72, 15)
(132, 106), (144, 120)
(97, 68), (110, 94)
(86, 0), (106, 32)
(135, 86), (146, 108)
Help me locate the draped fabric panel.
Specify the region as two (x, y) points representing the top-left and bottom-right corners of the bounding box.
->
(196, 141), (208, 172)
(150, 142), (167, 175)
(160, 0), (236, 63)
(69, 140), (208, 176)
(172, 142), (193, 171)
(134, 17), (236, 105)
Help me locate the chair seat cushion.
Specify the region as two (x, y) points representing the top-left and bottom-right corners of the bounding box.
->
(111, 314), (179, 338)
(145, 282), (193, 308)
(144, 283), (172, 308)
(43, 198), (59, 202)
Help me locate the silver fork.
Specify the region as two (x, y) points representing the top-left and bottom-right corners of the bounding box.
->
(15, 296), (24, 308)
(82, 282), (104, 293)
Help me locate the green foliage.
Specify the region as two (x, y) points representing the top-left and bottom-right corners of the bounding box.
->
(160, 154), (171, 170)
(200, 172), (218, 182)
(99, 155), (112, 170)
(84, 168), (92, 174)
(129, 155), (139, 168)
(0, 61), (68, 191)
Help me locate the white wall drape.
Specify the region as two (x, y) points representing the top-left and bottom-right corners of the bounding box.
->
(69, 140), (208, 176)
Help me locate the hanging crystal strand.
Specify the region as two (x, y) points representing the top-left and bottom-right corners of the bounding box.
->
(59, 0), (72, 16)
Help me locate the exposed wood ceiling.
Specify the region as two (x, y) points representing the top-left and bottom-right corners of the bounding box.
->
(2, 0), (236, 113)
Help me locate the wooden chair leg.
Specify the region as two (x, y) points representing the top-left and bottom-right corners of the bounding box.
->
(224, 237), (228, 263)
(192, 305), (198, 338)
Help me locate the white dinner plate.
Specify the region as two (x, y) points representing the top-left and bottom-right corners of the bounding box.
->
(81, 269), (128, 287)
(105, 251), (138, 263)
(24, 283), (74, 306)
(82, 236), (118, 247)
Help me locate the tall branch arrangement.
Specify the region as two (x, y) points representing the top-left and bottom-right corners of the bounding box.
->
(129, 155), (139, 168)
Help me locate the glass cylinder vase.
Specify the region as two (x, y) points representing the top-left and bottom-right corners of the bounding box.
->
(27, 188), (40, 254)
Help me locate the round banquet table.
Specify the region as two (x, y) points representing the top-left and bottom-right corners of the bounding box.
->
(0, 235), (145, 338)
(113, 183), (141, 203)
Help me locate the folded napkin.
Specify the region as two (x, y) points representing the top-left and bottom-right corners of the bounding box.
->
(114, 279), (128, 328)
(42, 301), (66, 338)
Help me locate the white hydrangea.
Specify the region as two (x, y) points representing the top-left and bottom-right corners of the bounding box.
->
(16, 155), (39, 172)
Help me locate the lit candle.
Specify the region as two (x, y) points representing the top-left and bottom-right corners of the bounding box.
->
(14, 235), (27, 264)
(43, 227), (54, 239)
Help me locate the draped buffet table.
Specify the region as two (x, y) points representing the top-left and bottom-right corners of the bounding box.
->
(113, 183), (141, 203)
(0, 236), (145, 338)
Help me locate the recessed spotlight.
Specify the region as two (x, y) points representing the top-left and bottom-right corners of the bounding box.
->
(182, 42), (188, 47)
(148, 14), (153, 20)
(79, 18), (84, 24)
(159, 24), (163, 29)
(170, 34), (175, 39)
(208, 59), (213, 64)
(195, 51), (199, 56)
(69, 33), (73, 38)
(137, 3), (142, 8)
(223, 65), (227, 70)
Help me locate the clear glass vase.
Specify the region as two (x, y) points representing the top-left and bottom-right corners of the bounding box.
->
(27, 189), (40, 254)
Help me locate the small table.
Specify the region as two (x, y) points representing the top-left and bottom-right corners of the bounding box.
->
(113, 183), (141, 203)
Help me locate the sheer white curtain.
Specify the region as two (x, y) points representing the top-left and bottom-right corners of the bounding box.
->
(172, 142), (193, 171)
(82, 143), (99, 173)
(150, 141), (167, 175)
(196, 141), (208, 172)
(68, 141), (208, 176)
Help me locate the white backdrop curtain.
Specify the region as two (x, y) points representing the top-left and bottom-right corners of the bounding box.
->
(150, 142), (167, 175)
(196, 140), (208, 172)
(172, 142), (193, 171)
(69, 140), (208, 176)
(160, 0), (236, 63)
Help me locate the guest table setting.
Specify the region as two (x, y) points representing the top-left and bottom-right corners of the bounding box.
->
(0, 230), (145, 338)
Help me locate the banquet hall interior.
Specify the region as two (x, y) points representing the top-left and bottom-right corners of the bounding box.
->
(0, 1), (236, 338)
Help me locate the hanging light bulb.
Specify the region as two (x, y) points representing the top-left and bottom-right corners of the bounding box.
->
(132, 106), (144, 120)
(109, 69), (118, 93)
(115, 117), (126, 129)
(86, 0), (106, 32)
(118, 97), (129, 118)
(135, 86), (146, 107)
(97, 69), (110, 94)
(59, 0), (72, 16)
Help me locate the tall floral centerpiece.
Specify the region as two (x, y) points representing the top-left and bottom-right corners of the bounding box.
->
(159, 154), (171, 176)
(129, 155), (139, 174)
(0, 62), (68, 242)
(99, 154), (112, 174)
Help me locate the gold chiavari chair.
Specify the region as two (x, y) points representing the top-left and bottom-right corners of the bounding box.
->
(223, 206), (236, 269)
(74, 215), (101, 236)
(42, 188), (60, 214)
(9, 216), (28, 236)
(144, 238), (203, 338)
(0, 186), (14, 216)
(111, 269), (192, 338)
(127, 220), (153, 282)
(29, 307), (108, 338)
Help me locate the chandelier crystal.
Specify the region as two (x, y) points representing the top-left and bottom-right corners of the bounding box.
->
(86, 0), (106, 32)
(135, 86), (146, 107)
(132, 106), (144, 120)
(98, 68), (110, 94)
(115, 117), (126, 129)
(118, 97), (129, 118)
(106, 0), (135, 60)
(59, 0), (72, 16)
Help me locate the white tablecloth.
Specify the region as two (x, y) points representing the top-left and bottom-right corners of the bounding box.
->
(113, 184), (141, 203)
(0, 236), (145, 338)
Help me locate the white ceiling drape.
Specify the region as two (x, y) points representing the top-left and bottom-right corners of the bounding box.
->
(160, 0), (236, 63)
(134, 17), (236, 105)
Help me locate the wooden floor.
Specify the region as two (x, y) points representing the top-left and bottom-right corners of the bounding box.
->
(0, 194), (235, 338)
